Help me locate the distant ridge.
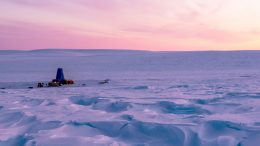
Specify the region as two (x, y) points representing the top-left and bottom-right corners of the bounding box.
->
(0, 48), (260, 53)
(28, 48), (148, 53)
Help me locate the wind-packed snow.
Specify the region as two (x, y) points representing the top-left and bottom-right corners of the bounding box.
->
(0, 49), (260, 146)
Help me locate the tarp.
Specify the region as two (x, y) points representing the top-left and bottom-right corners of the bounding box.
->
(56, 68), (65, 81)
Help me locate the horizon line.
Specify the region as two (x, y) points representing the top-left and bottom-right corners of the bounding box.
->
(1, 48), (260, 53)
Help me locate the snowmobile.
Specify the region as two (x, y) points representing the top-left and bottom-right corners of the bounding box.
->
(99, 79), (110, 84)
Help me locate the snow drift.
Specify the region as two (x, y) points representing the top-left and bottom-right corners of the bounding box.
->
(0, 49), (260, 146)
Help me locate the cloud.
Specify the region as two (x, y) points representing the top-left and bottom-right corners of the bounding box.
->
(72, 0), (120, 10)
(121, 23), (242, 43)
(5, 0), (53, 7)
(0, 0), (260, 50)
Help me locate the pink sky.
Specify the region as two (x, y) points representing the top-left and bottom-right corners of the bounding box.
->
(0, 0), (260, 51)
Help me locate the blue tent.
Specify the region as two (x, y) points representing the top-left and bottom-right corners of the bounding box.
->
(56, 68), (65, 81)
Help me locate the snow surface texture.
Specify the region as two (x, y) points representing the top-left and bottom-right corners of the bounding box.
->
(0, 50), (260, 146)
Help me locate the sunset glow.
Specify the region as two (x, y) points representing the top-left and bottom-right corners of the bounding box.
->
(1, 0), (260, 51)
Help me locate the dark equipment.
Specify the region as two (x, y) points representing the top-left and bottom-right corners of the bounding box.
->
(99, 79), (110, 84)
(37, 82), (44, 88)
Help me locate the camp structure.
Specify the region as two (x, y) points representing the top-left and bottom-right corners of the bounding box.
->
(37, 68), (74, 88)
(48, 68), (74, 87)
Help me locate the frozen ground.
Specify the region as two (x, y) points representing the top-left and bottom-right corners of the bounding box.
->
(0, 49), (260, 146)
